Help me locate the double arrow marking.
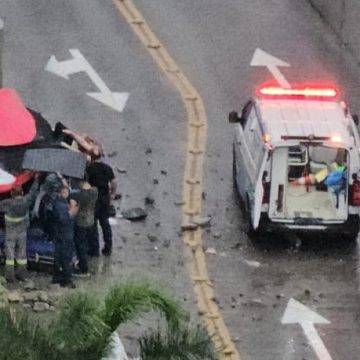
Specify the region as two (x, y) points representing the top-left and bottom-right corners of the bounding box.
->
(45, 49), (129, 113)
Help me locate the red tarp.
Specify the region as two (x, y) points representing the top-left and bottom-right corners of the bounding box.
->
(0, 88), (36, 146)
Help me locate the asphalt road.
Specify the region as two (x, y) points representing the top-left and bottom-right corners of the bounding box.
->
(1, 1), (360, 359)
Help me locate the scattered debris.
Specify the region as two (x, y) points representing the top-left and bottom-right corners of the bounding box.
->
(192, 216), (211, 227)
(147, 235), (158, 243)
(145, 147), (152, 154)
(153, 178), (159, 184)
(205, 247), (217, 255)
(174, 201), (185, 206)
(160, 170), (167, 175)
(162, 240), (170, 248)
(116, 167), (127, 174)
(107, 151), (118, 158)
(202, 191), (206, 200)
(114, 193), (122, 200)
(247, 298), (266, 308)
(304, 289), (311, 297)
(213, 232), (221, 239)
(121, 208), (148, 221)
(244, 260), (261, 268)
(181, 223), (198, 231)
(144, 196), (155, 205)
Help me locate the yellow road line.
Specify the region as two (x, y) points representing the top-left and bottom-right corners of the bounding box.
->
(113, 1), (240, 358)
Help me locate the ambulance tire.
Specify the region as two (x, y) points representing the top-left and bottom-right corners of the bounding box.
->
(245, 194), (259, 239)
(343, 231), (358, 243)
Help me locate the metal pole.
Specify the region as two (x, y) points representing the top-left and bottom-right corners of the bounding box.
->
(0, 18), (3, 87)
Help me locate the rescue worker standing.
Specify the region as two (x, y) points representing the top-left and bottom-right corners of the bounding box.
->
(0, 175), (39, 283)
(52, 184), (78, 288)
(70, 176), (98, 274)
(87, 153), (117, 256)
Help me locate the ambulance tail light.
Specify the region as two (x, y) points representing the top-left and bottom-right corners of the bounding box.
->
(257, 84), (338, 100)
(349, 174), (360, 206)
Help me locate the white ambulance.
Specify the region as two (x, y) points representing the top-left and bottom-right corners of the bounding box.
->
(229, 84), (360, 240)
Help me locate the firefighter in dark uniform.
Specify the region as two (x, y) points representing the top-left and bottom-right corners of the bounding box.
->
(0, 175), (39, 282)
(52, 184), (78, 288)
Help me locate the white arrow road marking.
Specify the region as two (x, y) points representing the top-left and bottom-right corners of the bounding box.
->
(282, 298), (332, 360)
(251, 48), (291, 88)
(102, 332), (128, 360)
(45, 49), (129, 112)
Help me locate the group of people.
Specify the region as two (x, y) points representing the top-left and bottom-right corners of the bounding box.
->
(0, 130), (117, 288)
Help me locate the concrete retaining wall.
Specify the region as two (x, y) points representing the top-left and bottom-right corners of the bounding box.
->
(309, 0), (360, 62)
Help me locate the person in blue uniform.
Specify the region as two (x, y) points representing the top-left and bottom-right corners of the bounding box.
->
(52, 184), (78, 288)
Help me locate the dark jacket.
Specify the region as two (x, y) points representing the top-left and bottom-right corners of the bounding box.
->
(52, 197), (75, 242)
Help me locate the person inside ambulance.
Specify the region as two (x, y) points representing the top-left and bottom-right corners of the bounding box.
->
(291, 147), (347, 188)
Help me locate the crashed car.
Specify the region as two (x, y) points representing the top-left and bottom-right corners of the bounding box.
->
(229, 84), (360, 241)
(0, 88), (87, 265)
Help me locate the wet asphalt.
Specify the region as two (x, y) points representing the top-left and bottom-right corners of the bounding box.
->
(1, 1), (360, 359)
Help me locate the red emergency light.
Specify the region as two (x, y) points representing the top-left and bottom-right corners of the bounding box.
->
(257, 83), (339, 100)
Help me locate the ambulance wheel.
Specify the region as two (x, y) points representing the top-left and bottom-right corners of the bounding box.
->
(343, 231), (358, 243)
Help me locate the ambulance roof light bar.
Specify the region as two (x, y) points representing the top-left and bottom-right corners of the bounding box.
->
(257, 84), (338, 100)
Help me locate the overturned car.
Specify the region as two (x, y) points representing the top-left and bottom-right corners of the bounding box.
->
(0, 88), (87, 265)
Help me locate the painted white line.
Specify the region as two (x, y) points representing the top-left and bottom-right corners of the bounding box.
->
(45, 49), (129, 112)
(250, 48), (291, 88)
(282, 298), (332, 360)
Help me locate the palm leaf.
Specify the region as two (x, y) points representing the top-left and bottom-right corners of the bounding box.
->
(51, 293), (112, 360)
(102, 282), (186, 331)
(139, 324), (217, 360)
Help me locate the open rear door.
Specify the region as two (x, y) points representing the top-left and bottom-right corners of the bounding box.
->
(251, 153), (267, 229)
(269, 147), (288, 219)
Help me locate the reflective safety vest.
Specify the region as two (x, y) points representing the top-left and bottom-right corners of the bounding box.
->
(4, 214), (27, 223)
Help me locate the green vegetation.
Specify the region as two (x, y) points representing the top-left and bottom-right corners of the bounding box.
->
(0, 281), (216, 360)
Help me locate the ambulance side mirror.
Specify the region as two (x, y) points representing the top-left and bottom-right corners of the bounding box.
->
(229, 111), (241, 123)
(352, 114), (359, 126)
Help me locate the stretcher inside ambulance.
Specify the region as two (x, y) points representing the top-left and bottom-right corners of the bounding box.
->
(270, 145), (350, 221)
